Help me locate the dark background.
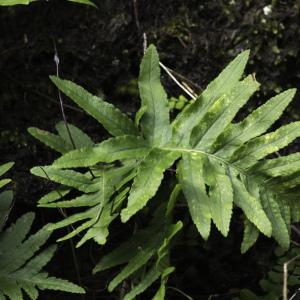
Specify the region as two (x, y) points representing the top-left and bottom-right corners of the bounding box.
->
(1, 0), (300, 299)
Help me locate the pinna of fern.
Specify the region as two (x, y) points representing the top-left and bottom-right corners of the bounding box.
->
(29, 45), (300, 298)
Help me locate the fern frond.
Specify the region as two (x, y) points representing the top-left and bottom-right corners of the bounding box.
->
(32, 45), (300, 266)
(0, 213), (85, 299)
(38, 188), (71, 205)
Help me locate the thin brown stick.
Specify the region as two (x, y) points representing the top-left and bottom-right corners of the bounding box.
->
(283, 254), (300, 300)
(159, 62), (197, 100)
(142, 33), (197, 100)
(53, 39), (95, 179)
(53, 39), (77, 150)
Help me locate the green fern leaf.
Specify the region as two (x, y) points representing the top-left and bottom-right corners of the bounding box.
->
(123, 266), (161, 300)
(275, 195), (291, 236)
(74, 188), (129, 247)
(0, 180), (11, 189)
(172, 50), (249, 146)
(260, 190), (289, 249)
(156, 221), (183, 270)
(0, 162), (14, 188)
(138, 44), (172, 146)
(30, 166), (97, 193)
(107, 232), (164, 292)
(241, 218), (259, 254)
(177, 153), (211, 239)
(39, 191), (101, 208)
(93, 229), (157, 273)
(250, 152), (300, 177)
(28, 127), (71, 154)
(214, 88), (296, 158)
(191, 75), (259, 151)
(121, 149), (180, 223)
(0, 213), (84, 299)
(38, 188), (71, 205)
(29, 122), (94, 154)
(231, 121), (300, 169)
(40, 164), (133, 244)
(204, 158), (233, 237)
(50, 76), (138, 137)
(0, 163), (14, 177)
(52, 135), (148, 168)
(55, 121), (94, 148)
(231, 175), (272, 237)
(152, 267), (175, 300)
(0, 0), (37, 5)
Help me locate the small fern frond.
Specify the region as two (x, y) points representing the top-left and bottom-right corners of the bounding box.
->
(0, 213), (85, 299)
